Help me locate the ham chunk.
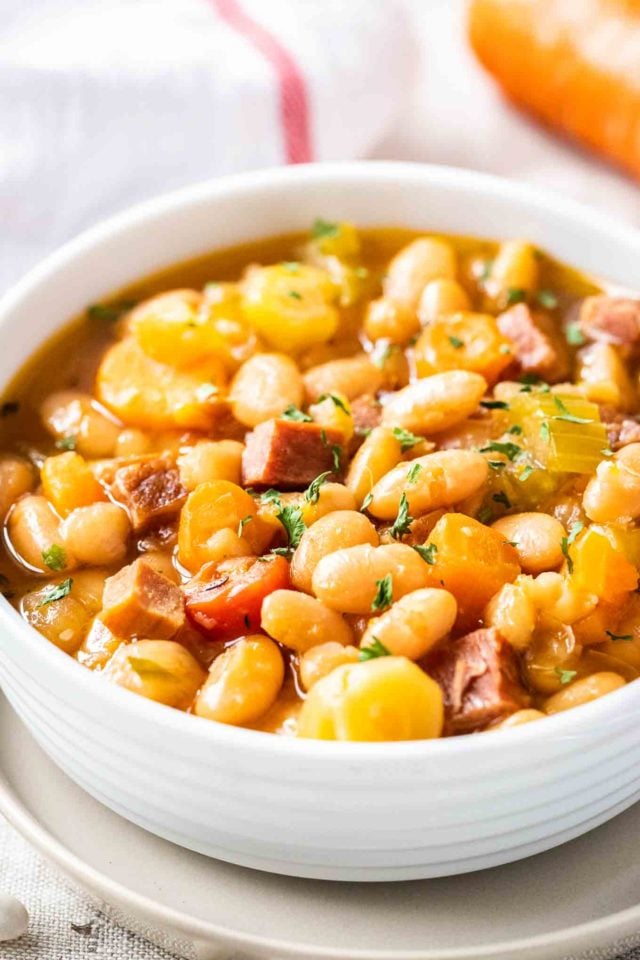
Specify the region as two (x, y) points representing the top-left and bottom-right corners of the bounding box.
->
(425, 627), (529, 734)
(242, 418), (344, 489)
(579, 296), (640, 346)
(100, 558), (185, 640)
(497, 303), (569, 382)
(350, 394), (382, 436)
(111, 457), (187, 532)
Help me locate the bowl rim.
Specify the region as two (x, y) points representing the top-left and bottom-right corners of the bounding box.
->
(2, 159), (640, 758)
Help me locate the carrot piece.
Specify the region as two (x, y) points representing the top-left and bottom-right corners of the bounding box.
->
(570, 527), (638, 600)
(469, 0), (640, 180)
(423, 512), (520, 628)
(41, 452), (106, 517)
(414, 312), (512, 385)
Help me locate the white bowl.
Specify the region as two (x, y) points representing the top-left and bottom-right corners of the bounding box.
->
(2, 162), (640, 883)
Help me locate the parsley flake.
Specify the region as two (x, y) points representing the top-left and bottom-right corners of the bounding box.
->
(38, 577), (73, 606)
(281, 405), (312, 422)
(560, 521), (584, 574)
(519, 465), (534, 482)
(477, 506), (493, 524)
(287, 290), (303, 300)
(361, 492), (373, 512)
(312, 218), (340, 240)
(413, 543), (437, 565)
(479, 440), (522, 462)
(540, 421), (550, 443)
(55, 435), (77, 451)
(276, 504), (306, 551)
(87, 300), (136, 322)
(492, 491), (511, 509)
(536, 289), (558, 309)
(566, 322), (586, 346)
(448, 335), (464, 349)
(506, 287), (526, 305)
(317, 393), (349, 414)
(605, 630), (633, 642)
(371, 574), (393, 612)
(480, 400), (509, 410)
(551, 395), (593, 425)
(304, 471), (332, 504)
(391, 427), (424, 453)
(406, 462), (422, 484)
(555, 667), (577, 686)
(260, 489), (282, 508)
(508, 424), (523, 435)
(359, 637), (391, 661)
(237, 516), (253, 537)
(42, 544), (67, 571)
(390, 492), (413, 540)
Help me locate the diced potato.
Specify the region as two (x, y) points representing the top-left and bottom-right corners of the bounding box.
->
(96, 337), (226, 431)
(130, 289), (230, 370)
(41, 452), (107, 517)
(414, 312), (513, 385)
(103, 639), (206, 710)
(242, 264), (338, 353)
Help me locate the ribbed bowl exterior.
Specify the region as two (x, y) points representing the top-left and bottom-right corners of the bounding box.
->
(2, 164), (640, 880)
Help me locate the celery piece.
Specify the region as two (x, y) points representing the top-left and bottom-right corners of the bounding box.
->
(508, 392), (607, 473)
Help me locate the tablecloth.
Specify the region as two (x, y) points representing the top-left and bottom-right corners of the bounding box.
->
(3, 0), (640, 957)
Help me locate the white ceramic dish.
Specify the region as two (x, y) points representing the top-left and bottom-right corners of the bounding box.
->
(1, 162), (640, 882)
(2, 691), (640, 960)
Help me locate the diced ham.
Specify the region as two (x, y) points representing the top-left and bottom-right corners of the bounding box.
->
(110, 457), (187, 532)
(424, 627), (529, 734)
(602, 407), (640, 450)
(242, 419), (344, 489)
(497, 303), (569, 383)
(349, 394), (383, 452)
(206, 398), (247, 441)
(350, 394), (382, 436)
(579, 296), (640, 346)
(100, 558), (185, 640)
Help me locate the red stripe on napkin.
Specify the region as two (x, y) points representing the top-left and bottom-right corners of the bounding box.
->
(211, 0), (313, 163)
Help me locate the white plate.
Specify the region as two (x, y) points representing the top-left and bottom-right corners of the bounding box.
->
(1, 694), (639, 960)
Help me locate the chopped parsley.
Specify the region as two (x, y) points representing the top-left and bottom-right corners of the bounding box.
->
(281, 405), (312, 422)
(237, 516), (253, 537)
(555, 667), (577, 686)
(87, 300), (136, 322)
(406, 462), (422, 484)
(413, 543), (437, 565)
(304, 471), (332, 504)
(605, 631), (633, 642)
(42, 544), (67, 571)
(371, 574), (393, 612)
(391, 426), (424, 453)
(38, 577), (73, 606)
(539, 421), (550, 443)
(508, 424), (523, 436)
(499, 344), (512, 355)
(330, 444), (342, 472)
(536, 289), (558, 309)
(448, 335), (464, 349)
(359, 637), (391, 661)
(317, 393), (350, 415)
(551, 395), (593, 425)
(519, 373), (546, 387)
(361, 492), (373, 512)
(312, 218), (340, 240)
(560, 521), (584, 574)
(55, 435), (77, 451)
(260, 489), (283, 507)
(276, 504), (306, 551)
(506, 287), (526, 305)
(566, 322), (586, 346)
(287, 290), (303, 300)
(488, 460), (506, 470)
(479, 259), (493, 282)
(0, 401), (19, 417)
(519, 465), (534, 482)
(479, 440), (522, 461)
(390, 493), (413, 540)
(480, 400), (509, 410)
(492, 491), (511, 509)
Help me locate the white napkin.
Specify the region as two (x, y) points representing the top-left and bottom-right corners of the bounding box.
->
(0, 0), (414, 292)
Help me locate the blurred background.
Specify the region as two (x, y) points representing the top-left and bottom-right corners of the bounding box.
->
(3, 0), (640, 294)
(4, 0), (640, 956)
